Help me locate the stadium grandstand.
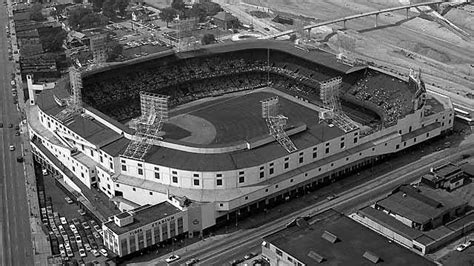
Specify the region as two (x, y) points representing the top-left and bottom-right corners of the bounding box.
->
(27, 40), (454, 244)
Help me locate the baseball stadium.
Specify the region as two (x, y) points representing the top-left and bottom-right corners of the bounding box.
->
(27, 40), (454, 240)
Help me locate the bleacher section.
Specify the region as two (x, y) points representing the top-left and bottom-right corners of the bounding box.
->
(82, 48), (416, 128)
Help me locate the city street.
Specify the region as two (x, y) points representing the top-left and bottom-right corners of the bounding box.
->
(0, 4), (34, 266)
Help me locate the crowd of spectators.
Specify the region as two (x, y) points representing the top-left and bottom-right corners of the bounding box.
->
(82, 51), (412, 127)
(348, 70), (414, 126)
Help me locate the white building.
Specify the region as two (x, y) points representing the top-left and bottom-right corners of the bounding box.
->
(27, 40), (455, 237)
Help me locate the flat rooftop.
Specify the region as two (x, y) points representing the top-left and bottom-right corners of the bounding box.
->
(103, 202), (182, 236)
(376, 184), (464, 225)
(264, 209), (434, 266)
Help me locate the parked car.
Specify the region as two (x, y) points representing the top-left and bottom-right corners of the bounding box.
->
(93, 225), (101, 233)
(456, 242), (471, 252)
(165, 254), (180, 263)
(99, 248), (108, 257)
(326, 194), (338, 201)
(65, 197), (73, 204)
(84, 243), (92, 252)
(60, 217), (67, 225)
(79, 248), (87, 257)
(91, 249), (100, 257)
(78, 209), (86, 216)
(185, 258), (199, 266)
(71, 218), (80, 227)
(244, 252), (257, 260)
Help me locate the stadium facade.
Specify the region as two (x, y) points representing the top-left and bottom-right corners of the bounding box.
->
(27, 40), (454, 236)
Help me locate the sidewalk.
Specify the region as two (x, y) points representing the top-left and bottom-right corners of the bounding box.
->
(128, 234), (229, 266)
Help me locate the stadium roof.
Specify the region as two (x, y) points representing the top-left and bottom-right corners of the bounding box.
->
(263, 209), (434, 266)
(144, 122), (344, 171)
(103, 202), (182, 235)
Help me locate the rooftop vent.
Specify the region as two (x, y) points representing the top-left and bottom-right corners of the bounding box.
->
(321, 230), (338, 243)
(308, 250), (325, 263)
(363, 251), (381, 264)
(114, 212), (134, 227)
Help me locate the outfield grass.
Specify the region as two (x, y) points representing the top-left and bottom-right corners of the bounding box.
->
(178, 91), (320, 144)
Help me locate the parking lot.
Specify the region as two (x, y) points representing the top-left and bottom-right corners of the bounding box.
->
(35, 162), (112, 264)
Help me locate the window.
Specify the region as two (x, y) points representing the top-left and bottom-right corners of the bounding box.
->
(110, 162), (113, 169)
(138, 168), (143, 175)
(269, 167), (274, 175)
(288, 256), (293, 262)
(414, 138), (417, 143)
(172, 171), (177, 175)
(172, 176), (178, 183)
(193, 173), (199, 178)
(90, 150), (94, 157)
(154, 172), (160, 179)
(396, 144), (400, 150)
(193, 179), (200, 186)
(313, 151), (317, 159)
(239, 171), (244, 175)
(216, 173), (222, 177)
(137, 163), (142, 167)
(426, 133), (429, 137)
(299, 157), (303, 163)
(325, 147), (329, 154)
(276, 249), (283, 256)
(284, 162), (289, 169)
(216, 179), (223, 186)
(354, 137), (358, 144)
(132, 188), (136, 191)
(260, 171), (264, 178)
(245, 196), (248, 200)
(239, 176), (245, 183)
(149, 192), (153, 195)
(100, 156), (103, 163)
(284, 157), (289, 161)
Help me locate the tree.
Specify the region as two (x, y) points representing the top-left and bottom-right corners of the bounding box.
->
(30, 3), (45, 21)
(201, 2), (222, 16)
(68, 7), (109, 30)
(171, 0), (185, 12)
(159, 7), (177, 27)
(39, 28), (67, 52)
(188, 3), (207, 22)
(90, 0), (104, 11)
(114, 0), (130, 16)
(102, 0), (116, 19)
(201, 33), (216, 45)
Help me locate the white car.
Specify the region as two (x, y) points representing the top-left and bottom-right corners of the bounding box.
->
(84, 243), (92, 251)
(99, 248), (108, 257)
(79, 248), (87, 257)
(60, 217), (67, 225)
(456, 243), (470, 252)
(9, 145), (15, 151)
(65, 197), (73, 204)
(75, 235), (82, 246)
(91, 249), (100, 257)
(165, 254), (180, 263)
(69, 224), (78, 234)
